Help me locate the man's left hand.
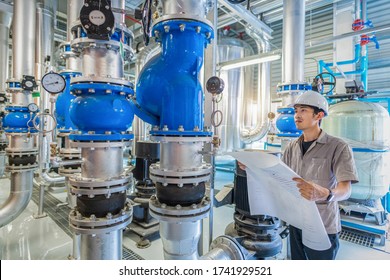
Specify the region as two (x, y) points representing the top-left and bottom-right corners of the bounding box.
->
(292, 177), (329, 201)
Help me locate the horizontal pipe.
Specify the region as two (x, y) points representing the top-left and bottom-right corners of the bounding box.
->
(218, 51), (281, 71)
(218, 0), (273, 38)
(41, 172), (65, 183)
(307, 23), (390, 48)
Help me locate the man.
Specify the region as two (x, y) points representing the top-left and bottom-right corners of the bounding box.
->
(283, 90), (358, 260)
(238, 90), (358, 260)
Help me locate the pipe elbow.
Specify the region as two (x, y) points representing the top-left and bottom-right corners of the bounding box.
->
(0, 189), (32, 228)
(240, 122), (270, 144)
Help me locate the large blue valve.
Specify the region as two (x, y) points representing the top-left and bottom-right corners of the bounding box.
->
(135, 19), (213, 135)
(69, 82), (134, 141)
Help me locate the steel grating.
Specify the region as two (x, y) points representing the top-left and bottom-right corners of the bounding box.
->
(340, 228), (375, 248)
(32, 187), (144, 260)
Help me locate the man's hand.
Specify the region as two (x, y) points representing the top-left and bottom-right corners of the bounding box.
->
(292, 177), (329, 201)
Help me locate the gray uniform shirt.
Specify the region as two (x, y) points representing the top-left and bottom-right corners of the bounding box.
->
(282, 130), (359, 234)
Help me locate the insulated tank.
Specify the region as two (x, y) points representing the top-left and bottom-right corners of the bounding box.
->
(322, 100), (390, 200)
(217, 37), (254, 152)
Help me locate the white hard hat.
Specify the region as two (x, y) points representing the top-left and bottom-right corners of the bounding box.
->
(293, 90), (329, 116)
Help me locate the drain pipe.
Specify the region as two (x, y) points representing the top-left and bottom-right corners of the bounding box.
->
(0, 0), (38, 227)
(240, 26), (272, 144)
(68, 0), (134, 260)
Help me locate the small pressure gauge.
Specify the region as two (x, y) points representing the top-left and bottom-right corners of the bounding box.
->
(21, 75), (37, 91)
(27, 103), (39, 113)
(206, 76), (225, 95)
(41, 71), (66, 94)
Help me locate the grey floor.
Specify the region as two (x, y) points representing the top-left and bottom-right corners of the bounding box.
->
(0, 171), (390, 260)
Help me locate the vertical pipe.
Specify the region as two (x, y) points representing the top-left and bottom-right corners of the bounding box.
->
(0, 8), (12, 92)
(112, 0), (125, 24)
(12, 0), (36, 80)
(282, 0), (305, 85)
(0, 0), (38, 228)
(159, 220), (202, 260)
(66, 0), (83, 71)
(80, 231), (122, 260)
(36, 2), (55, 174)
(361, 0), (368, 90)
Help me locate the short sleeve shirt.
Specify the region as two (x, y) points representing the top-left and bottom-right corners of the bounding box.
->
(282, 130), (359, 234)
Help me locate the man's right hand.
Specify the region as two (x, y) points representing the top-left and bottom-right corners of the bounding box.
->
(237, 161), (246, 170)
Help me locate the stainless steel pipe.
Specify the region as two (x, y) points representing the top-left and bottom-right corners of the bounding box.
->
(0, 171), (34, 227)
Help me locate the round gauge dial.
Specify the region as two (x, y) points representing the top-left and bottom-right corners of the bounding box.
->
(41, 72), (66, 94)
(27, 103), (39, 113)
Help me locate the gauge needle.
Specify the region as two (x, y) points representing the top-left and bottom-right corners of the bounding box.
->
(46, 81), (59, 85)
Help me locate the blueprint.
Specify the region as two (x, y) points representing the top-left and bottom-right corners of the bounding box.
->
(228, 151), (331, 251)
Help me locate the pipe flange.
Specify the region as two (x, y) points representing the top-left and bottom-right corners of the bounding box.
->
(276, 82), (311, 96)
(69, 174), (131, 193)
(150, 135), (212, 143)
(70, 140), (130, 149)
(5, 79), (23, 93)
(57, 132), (71, 137)
(150, 162), (212, 177)
(150, 173), (210, 185)
(6, 149), (39, 157)
(149, 195), (210, 222)
(58, 166), (81, 177)
(59, 148), (81, 159)
(209, 235), (246, 260)
(71, 76), (134, 89)
(59, 42), (77, 59)
(153, 15), (213, 30)
(234, 213), (281, 231)
(6, 163), (38, 172)
(69, 203), (133, 235)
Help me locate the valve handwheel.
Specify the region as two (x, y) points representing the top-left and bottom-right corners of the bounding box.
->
(313, 72), (336, 95)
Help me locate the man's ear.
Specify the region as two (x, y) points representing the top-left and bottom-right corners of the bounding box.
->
(316, 111), (325, 120)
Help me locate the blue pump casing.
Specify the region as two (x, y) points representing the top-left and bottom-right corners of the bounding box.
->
(135, 19), (213, 136)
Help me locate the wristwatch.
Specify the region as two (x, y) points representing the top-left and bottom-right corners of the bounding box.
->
(326, 189), (335, 202)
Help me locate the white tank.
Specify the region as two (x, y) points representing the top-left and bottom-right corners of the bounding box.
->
(322, 100), (390, 200)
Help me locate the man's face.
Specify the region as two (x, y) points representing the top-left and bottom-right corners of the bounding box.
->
(294, 105), (322, 130)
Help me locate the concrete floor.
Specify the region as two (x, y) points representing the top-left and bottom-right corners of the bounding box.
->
(0, 171), (390, 260)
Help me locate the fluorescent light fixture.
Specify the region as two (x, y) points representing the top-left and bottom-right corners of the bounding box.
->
(218, 52), (281, 71)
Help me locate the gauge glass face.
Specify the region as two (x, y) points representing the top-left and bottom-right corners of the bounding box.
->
(42, 73), (66, 94)
(28, 103), (39, 113)
(25, 81), (34, 88)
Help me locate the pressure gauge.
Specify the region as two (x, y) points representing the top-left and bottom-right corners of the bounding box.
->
(27, 103), (39, 113)
(41, 71), (66, 94)
(206, 76), (225, 95)
(21, 75), (37, 91)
